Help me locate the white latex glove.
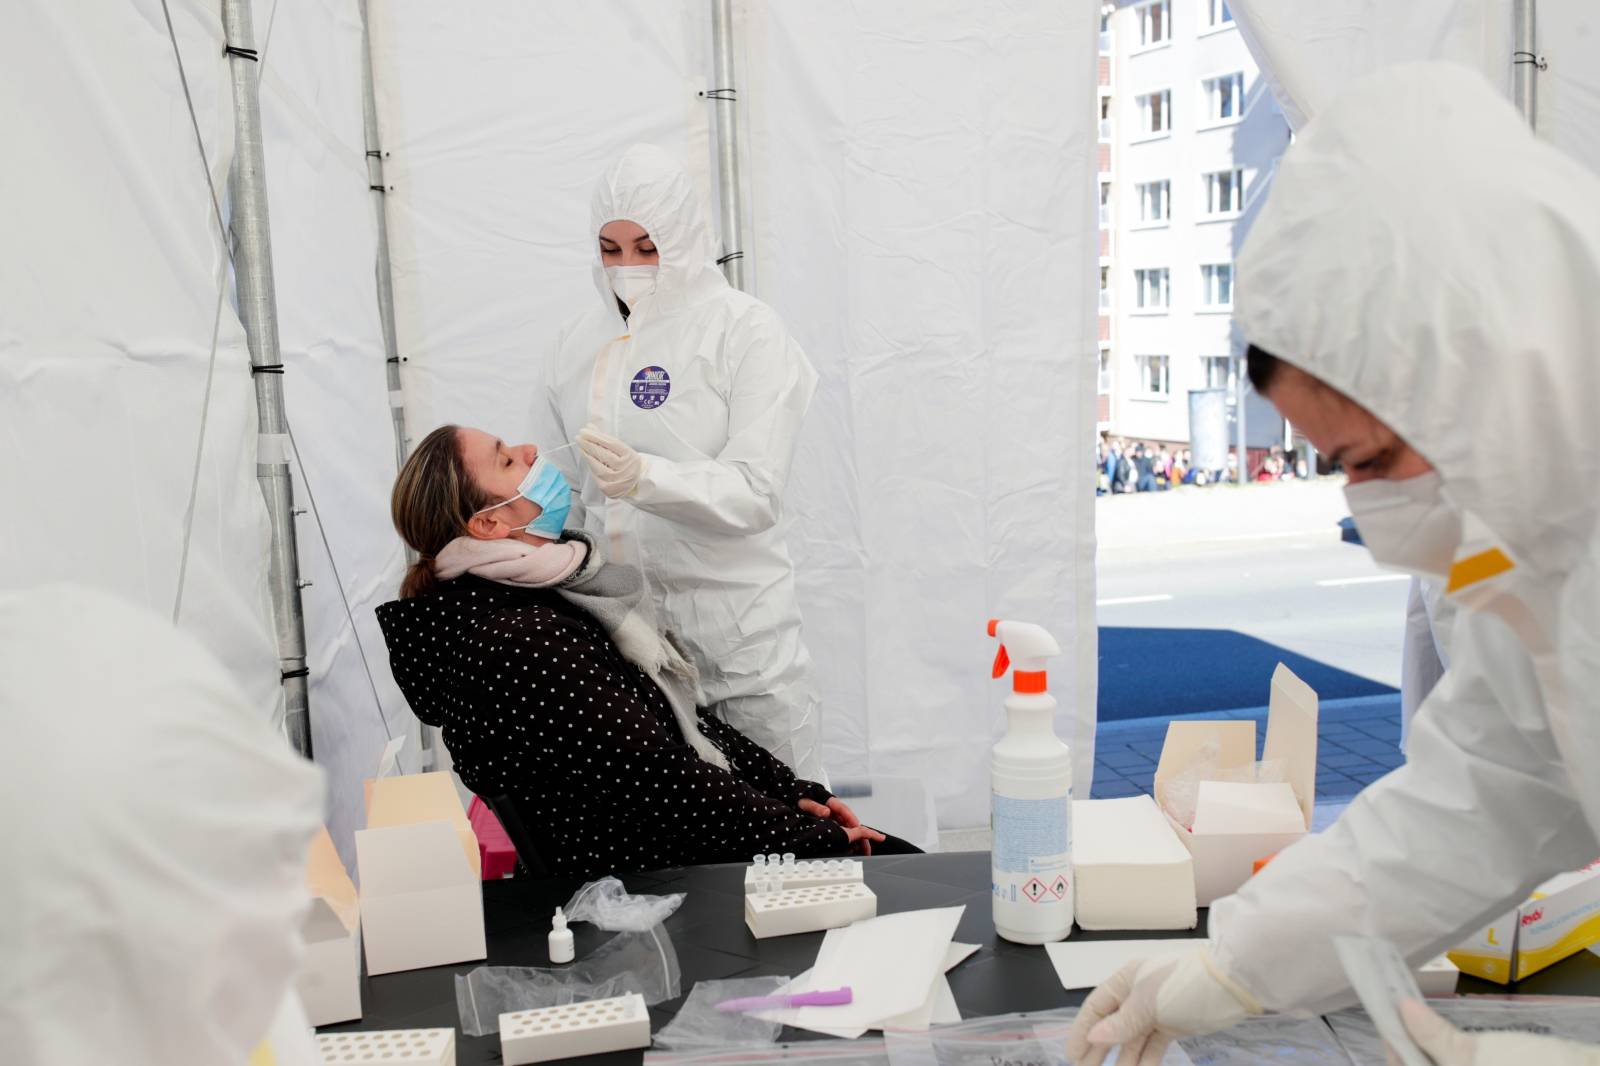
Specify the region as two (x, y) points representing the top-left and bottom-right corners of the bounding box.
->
(578, 426), (648, 499)
(1066, 949), (1260, 1066)
(1389, 999), (1600, 1066)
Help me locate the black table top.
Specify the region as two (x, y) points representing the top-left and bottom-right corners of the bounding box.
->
(323, 850), (1600, 1065)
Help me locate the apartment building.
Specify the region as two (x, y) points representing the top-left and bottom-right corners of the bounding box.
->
(1096, 0), (1291, 447)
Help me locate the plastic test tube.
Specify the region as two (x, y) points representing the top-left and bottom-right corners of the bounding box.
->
(753, 854), (767, 869)
(782, 852), (797, 869)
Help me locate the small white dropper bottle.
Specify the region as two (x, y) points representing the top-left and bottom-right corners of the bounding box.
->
(548, 906), (575, 964)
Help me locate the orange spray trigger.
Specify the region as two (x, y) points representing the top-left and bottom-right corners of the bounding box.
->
(992, 645), (1011, 679)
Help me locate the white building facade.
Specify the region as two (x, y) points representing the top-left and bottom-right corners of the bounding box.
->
(1098, 0), (1291, 445)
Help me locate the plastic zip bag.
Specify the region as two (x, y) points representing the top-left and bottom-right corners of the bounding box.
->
(651, 976), (794, 1050)
(645, 1039), (890, 1065)
(564, 875), (686, 931)
(455, 925), (682, 1037)
(1326, 997), (1600, 1065)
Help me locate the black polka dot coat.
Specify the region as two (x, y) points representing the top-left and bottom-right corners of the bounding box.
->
(376, 574), (849, 878)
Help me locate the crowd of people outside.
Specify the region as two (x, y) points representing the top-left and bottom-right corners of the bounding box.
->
(1096, 436), (1311, 495)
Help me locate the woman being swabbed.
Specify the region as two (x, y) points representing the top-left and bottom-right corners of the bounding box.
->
(377, 425), (920, 878)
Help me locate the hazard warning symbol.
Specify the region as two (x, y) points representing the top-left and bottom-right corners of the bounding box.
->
(1050, 875), (1070, 900)
(1022, 877), (1048, 903)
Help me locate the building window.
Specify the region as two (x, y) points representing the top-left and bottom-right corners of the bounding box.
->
(1205, 0), (1233, 29)
(1099, 349), (1113, 394)
(1202, 355), (1234, 390)
(1202, 168), (1245, 217)
(1136, 0), (1171, 48)
(1099, 180), (1113, 226)
(1135, 180), (1170, 225)
(1202, 72), (1246, 124)
(1200, 263), (1233, 308)
(1134, 268), (1169, 311)
(1137, 90), (1171, 136)
(1099, 265), (1112, 310)
(1136, 355), (1171, 397)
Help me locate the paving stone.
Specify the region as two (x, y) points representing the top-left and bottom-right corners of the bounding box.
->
(1320, 751), (1381, 770)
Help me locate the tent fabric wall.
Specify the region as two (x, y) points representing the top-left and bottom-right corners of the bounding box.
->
(741, 1), (1100, 828)
(368, 2), (714, 444)
(0, 2), (280, 720)
(258, 3), (416, 865)
(368, 0), (1100, 829)
(1228, 0), (1513, 132)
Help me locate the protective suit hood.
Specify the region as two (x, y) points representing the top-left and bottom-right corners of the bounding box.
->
(590, 144), (727, 322)
(0, 584), (324, 1065)
(1236, 62), (1600, 577)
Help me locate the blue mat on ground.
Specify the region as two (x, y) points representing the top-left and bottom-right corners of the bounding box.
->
(1098, 626), (1397, 722)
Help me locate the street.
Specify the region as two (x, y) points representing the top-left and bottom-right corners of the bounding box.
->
(1095, 479), (1407, 719)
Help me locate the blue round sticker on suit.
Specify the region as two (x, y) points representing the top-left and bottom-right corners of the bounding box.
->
(630, 366), (671, 410)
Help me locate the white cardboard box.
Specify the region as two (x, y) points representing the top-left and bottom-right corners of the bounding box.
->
(356, 772), (486, 976)
(296, 826), (362, 1027)
(1073, 796), (1197, 930)
(1154, 664), (1319, 906)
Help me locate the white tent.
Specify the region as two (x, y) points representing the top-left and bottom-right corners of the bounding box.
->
(2, 0), (1100, 863)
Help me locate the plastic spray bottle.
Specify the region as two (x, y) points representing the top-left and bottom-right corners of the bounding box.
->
(987, 618), (1074, 944)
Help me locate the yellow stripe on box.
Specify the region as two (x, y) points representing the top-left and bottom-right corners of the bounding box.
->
(1446, 548), (1514, 594)
(249, 1043), (278, 1066)
(1516, 911), (1600, 980)
(1446, 949), (1513, 984)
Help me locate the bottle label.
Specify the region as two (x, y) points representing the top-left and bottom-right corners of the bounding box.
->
(991, 793), (1072, 905)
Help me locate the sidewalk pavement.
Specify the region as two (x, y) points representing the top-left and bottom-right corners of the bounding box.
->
(1096, 478), (1352, 557)
(1088, 692), (1403, 804)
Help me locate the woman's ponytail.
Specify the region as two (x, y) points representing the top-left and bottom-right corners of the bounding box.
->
(389, 426), (490, 598)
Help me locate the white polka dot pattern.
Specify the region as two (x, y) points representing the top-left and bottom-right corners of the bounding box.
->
(374, 576), (851, 879)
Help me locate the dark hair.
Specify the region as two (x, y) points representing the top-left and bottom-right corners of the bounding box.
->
(390, 425), (491, 598)
(1245, 344), (1283, 394)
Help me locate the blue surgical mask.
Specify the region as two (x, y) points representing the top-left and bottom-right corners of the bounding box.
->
(475, 455), (572, 539)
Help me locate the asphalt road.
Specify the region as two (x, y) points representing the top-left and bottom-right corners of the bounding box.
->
(1095, 523), (1408, 720)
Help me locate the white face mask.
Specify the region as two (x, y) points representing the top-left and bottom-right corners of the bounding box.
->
(1344, 471), (1462, 580)
(606, 265), (659, 311)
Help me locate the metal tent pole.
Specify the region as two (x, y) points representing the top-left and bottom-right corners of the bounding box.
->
(709, 0), (749, 291)
(1513, 0), (1542, 128)
(221, 0), (314, 758)
(1234, 353), (1248, 485)
(357, 0), (413, 483)
(357, 0), (432, 767)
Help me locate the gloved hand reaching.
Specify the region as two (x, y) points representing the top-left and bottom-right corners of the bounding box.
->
(1389, 999), (1600, 1066)
(1065, 948), (1260, 1066)
(578, 426), (648, 499)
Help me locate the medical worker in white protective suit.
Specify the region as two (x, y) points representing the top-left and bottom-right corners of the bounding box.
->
(541, 143), (826, 780)
(1068, 64), (1600, 1066)
(0, 585), (325, 1066)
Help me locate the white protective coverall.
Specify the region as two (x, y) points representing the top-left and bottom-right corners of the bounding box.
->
(1399, 574), (1454, 749)
(541, 144), (825, 779)
(1212, 62), (1600, 1013)
(0, 584), (325, 1065)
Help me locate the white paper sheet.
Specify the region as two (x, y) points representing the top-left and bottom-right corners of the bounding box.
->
(1043, 939), (1202, 991)
(1331, 936), (1432, 1066)
(755, 908), (965, 1036)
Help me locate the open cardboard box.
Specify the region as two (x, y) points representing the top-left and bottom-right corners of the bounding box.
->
(1153, 664), (1319, 906)
(355, 771), (486, 975)
(297, 826), (362, 1026)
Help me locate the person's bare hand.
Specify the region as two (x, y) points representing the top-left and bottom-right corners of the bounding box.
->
(845, 824), (885, 856)
(798, 797), (862, 828)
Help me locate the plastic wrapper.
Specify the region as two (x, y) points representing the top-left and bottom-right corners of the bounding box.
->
(455, 926), (682, 1036)
(563, 875), (686, 931)
(1326, 997), (1600, 1065)
(1158, 737), (1288, 829)
(651, 976), (794, 1050)
(883, 1009), (1079, 1065)
(645, 1040), (889, 1065)
(1180, 1014), (1350, 1065)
